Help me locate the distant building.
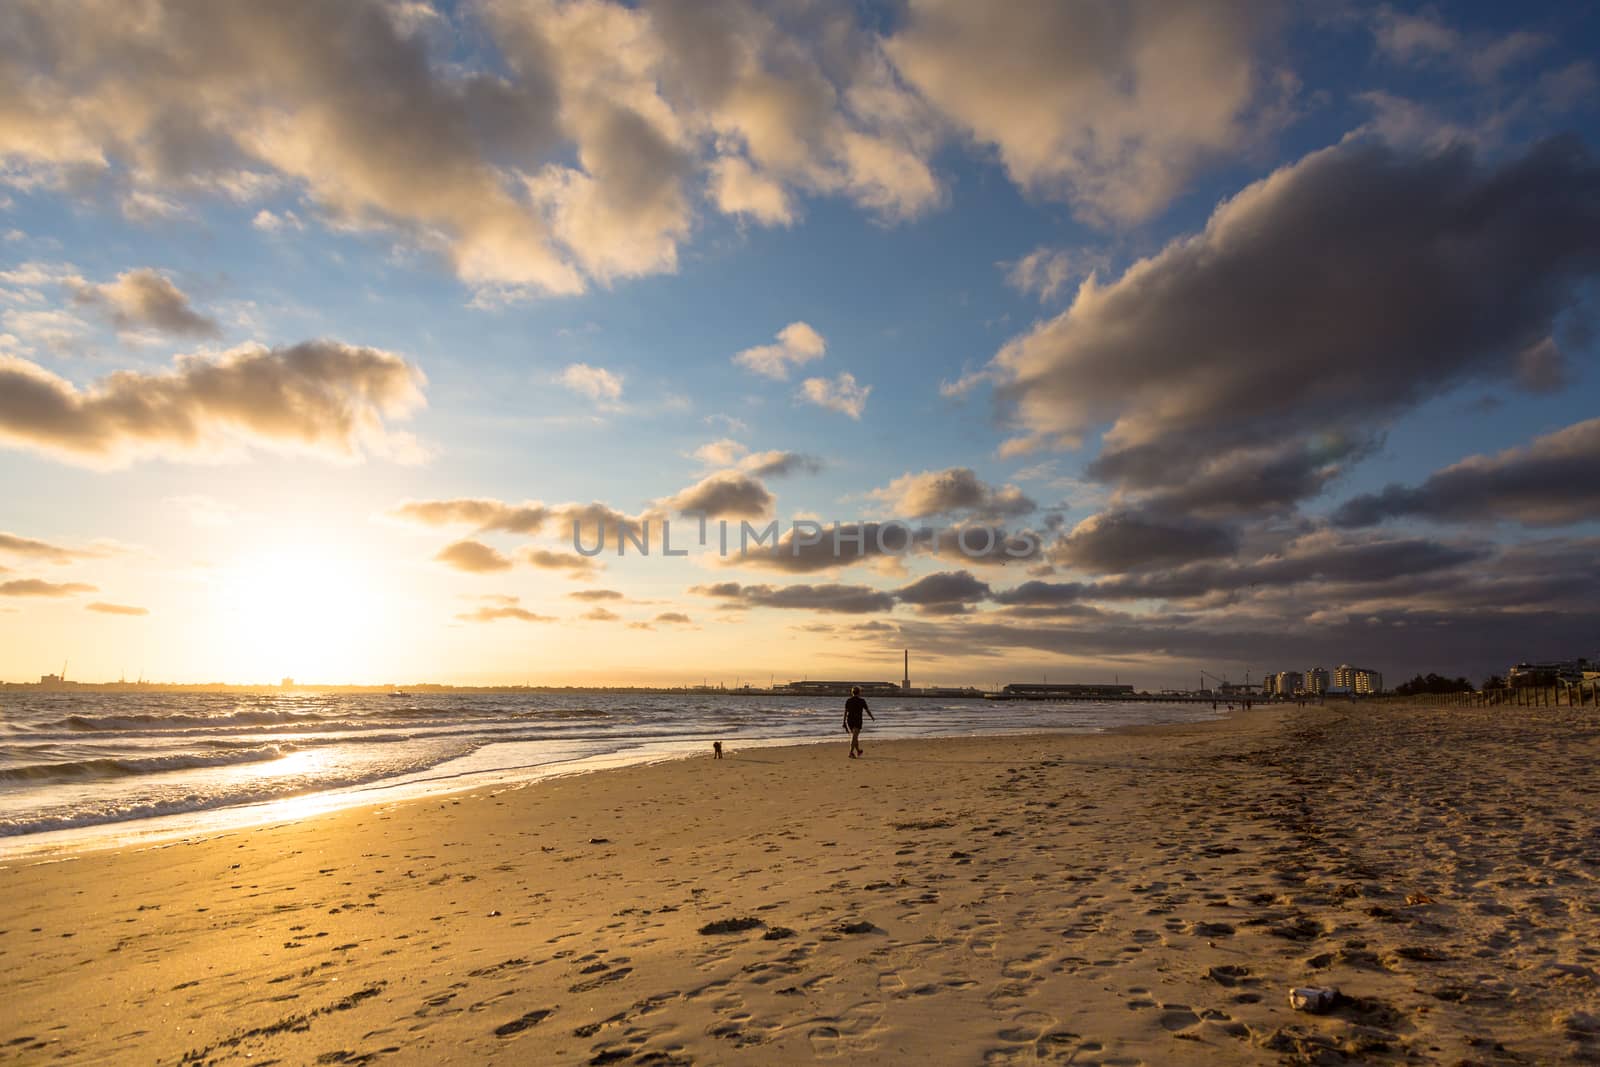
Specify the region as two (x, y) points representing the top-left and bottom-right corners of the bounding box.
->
(1336, 664), (1382, 695)
(281, 677), (295, 688)
(1305, 667), (1330, 695)
(1001, 683), (1136, 699)
(1276, 670), (1304, 697)
(776, 680), (900, 697)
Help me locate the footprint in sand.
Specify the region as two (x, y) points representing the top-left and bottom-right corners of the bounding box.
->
(995, 1009), (1057, 1043)
(808, 1025), (844, 1057)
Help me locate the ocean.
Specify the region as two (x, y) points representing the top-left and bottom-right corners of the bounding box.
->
(0, 691), (1222, 857)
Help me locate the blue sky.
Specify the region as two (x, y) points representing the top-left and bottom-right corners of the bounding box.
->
(0, 0), (1596, 688)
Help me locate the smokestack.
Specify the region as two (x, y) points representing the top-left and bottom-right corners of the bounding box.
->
(902, 649), (910, 690)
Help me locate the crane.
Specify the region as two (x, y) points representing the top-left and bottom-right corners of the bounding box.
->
(1200, 668), (1230, 693)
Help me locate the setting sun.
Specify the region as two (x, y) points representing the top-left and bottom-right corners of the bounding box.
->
(209, 539), (390, 683)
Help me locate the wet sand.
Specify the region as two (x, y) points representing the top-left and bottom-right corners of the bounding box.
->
(5, 701), (1600, 1064)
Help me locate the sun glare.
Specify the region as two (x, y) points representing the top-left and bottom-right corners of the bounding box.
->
(213, 540), (389, 682)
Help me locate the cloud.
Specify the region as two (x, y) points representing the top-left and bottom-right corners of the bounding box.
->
(659, 470), (773, 518)
(870, 467), (1035, 520)
(692, 438), (821, 477)
(558, 362), (624, 404)
(984, 137), (1600, 505)
(738, 450), (822, 478)
(645, 0), (942, 222)
(799, 372), (869, 419)
(1, 0), (583, 295)
(733, 321), (826, 379)
(456, 595), (555, 623)
(1069, 531), (1486, 604)
(435, 539), (513, 573)
(0, 578), (96, 596)
(1333, 417), (1600, 528)
(884, 0), (1284, 223)
(87, 601), (147, 616)
(1132, 435), (1378, 519)
(0, 531), (92, 563)
(391, 497), (644, 554)
(0, 340), (426, 467)
(724, 520), (1042, 575)
(252, 209), (304, 232)
(1051, 510), (1238, 574)
(69, 268), (220, 338)
(390, 498), (551, 535)
(568, 588), (623, 601)
(692, 438), (746, 466)
(1371, 8), (1548, 83)
(522, 548), (599, 575)
(1005, 246), (1106, 302)
(580, 607), (620, 622)
(895, 569), (990, 615)
(654, 611), (692, 625)
(692, 580), (896, 614)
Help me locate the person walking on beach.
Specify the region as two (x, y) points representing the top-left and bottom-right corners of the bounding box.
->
(844, 686), (875, 759)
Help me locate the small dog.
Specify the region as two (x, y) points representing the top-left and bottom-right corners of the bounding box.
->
(712, 741), (724, 759)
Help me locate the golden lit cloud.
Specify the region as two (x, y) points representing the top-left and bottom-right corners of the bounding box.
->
(435, 540), (513, 574)
(0, 340), (426, 467)
(0, 531), (95, 564)
(68, 268), (220, 338)
(0, 578), (97, 596)
(86, 601), (148, 616)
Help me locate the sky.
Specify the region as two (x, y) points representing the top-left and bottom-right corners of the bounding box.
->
(1, 0), (1597, 689)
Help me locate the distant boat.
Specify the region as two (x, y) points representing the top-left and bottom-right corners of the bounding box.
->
(388, 690), (408, 697)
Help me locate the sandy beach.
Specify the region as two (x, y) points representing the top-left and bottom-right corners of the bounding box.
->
(6, 701), (1600, 1065)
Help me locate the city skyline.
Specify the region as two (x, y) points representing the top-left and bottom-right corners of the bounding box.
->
(2, 1), (1598, 689)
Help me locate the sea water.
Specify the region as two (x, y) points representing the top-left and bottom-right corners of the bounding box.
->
(0, 691), (1222, 857)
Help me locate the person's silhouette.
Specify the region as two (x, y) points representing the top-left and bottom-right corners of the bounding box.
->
(843, 686), (875, 759)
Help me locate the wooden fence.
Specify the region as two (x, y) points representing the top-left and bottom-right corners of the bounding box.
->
(1402, 681), (1600, 707)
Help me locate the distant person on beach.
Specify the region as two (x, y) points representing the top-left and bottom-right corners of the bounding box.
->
(844, 687), (875, 759)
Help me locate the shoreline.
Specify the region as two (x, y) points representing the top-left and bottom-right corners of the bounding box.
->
(8, 701), (1599, 1063)
(0, 702), (1227, 863)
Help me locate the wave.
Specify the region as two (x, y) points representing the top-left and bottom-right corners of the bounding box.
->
(0, 744), (298, 784)
(0, 749), (467, 837)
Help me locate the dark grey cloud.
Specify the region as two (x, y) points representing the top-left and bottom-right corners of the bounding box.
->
(1129, 435), (1379, 519)
(691, 581), (896, 614)
(895, 570), (992, 610)
(725, 521), (1043, 575)
(654, 611), (692, 625)
(728, 522), (927, 574)
(0, 340), (425, 466)
(987, 136), (1600, 507)
(1002, 531), (1484, 606)
(1333, 416), (1600, 527)
(740, 450), (823, 478)
(1051, 510), (1239, 574)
